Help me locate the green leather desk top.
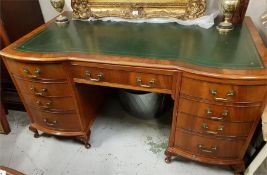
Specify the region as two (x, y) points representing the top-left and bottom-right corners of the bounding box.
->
(15, 19), (264, 69)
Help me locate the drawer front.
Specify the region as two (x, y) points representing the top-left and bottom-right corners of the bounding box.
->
(129, 72), (173, 91)
(71, 65), (129, 85)
(14, 77), (72, 97)
(31, 110), (81, 131)
(181, 77), (267, 103)
(6, 60), (67, 80)
(179, 98), (260, 122)
(177, 113), (252, 137)
(71, 65), (173, 92)
(24, 94), (75, 111)
(175, 129), (245, 159)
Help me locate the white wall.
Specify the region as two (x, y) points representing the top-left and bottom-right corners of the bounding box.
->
(39, 0), (72, 22)
(39, 0), (220, 22)
(39, 0), (266, 41)
(246, 0), (267, 43)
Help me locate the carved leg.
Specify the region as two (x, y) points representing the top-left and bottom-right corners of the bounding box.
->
(164, 150), (172, 164)
(29, 126), (39, 138)
(78, 130), (91, 149)
(231, 162), (245, 175)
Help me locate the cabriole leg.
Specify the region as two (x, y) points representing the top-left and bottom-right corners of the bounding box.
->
(29, 125), (39, 138)
(164, 150), (172, 163)
(78, 130), (91, 149)
(231, 162), (245, 175)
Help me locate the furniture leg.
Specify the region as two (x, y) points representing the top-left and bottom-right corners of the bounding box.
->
(29, 125), (39, 138)
(78, 130), (91, 149)
(0, 102), (10, 134)
(164, 150), (172, 164)
(231, 162), (245, 175)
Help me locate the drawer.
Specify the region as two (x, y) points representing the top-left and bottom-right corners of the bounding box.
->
(31, 109), (81, 131)
(178, 98), (260, 122)
(177, 113), (253, 137)
(71, 65), (173, 93)
(6, 60), (67, 80)
(24, 94), (75, 111)
(181, 77), (267, 103)
(14, 77), (72, 97)
(129, 72), (173, 91)
(175, 128), (245, 159)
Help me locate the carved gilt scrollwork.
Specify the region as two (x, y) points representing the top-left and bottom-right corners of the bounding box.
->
(71, 0), (206, 20)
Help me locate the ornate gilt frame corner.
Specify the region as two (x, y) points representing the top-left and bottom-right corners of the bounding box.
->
(71, 0), (206, 20)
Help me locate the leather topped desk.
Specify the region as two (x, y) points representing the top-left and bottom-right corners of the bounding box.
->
(1, 14), (267, 174)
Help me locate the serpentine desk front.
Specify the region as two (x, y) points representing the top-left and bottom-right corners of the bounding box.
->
(1, 15), (267, 174)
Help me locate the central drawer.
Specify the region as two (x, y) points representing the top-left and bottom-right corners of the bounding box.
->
(70, 64), (174, 93)
(175, 128), (245, 159)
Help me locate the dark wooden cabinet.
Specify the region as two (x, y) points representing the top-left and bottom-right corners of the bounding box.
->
(233, 0), (250, 24)
(0, 0), (44, 111)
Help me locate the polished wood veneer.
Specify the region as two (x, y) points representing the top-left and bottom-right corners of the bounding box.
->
(30, 109), (80, 131)
(14, 78), (72, 98)
(6, 60), (67, 81)
(178, 98), (261, 122)
(177, 113), (253, 137)
(24, 95), (75, 112)
(181, 77), (267, 104)
(1, 13), (267, 174)
(174, 128), (246, 159)
(71, 62), (176, 94)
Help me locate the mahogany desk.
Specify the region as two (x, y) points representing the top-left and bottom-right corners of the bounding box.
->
(1, 15), (267, 174)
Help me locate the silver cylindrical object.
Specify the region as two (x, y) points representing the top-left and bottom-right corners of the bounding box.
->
(118, 89), (166, 120)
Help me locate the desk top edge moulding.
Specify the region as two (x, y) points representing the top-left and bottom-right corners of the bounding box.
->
(71, 0), (206, 19)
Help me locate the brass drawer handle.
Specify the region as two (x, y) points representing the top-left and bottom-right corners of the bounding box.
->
(209, 89), (236, 102)
(36, 100), (52, 109)
(214, 97), (228, 102)
(197, 144), (217, 153)
(201, 123), (224, 135)
(205, 109), (229, 121)
(136, 77), (156, 88)
(30, 87), (48, 96)
(85, 71), (104, 82)
(43, 118), (57, 126)
(23, 67), (41, 78)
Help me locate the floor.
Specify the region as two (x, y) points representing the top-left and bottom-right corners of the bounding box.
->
(0, 98), (233, 175)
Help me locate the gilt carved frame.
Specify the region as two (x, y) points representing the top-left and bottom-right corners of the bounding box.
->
(71, 0), (206, 20)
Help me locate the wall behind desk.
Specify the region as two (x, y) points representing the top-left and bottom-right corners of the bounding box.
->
(38, 0), (219, 22)
(38, 0), (265, 42)
(39, 0), (267, 24)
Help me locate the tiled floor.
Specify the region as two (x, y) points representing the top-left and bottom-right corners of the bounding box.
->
(0, 98), (233, 175)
